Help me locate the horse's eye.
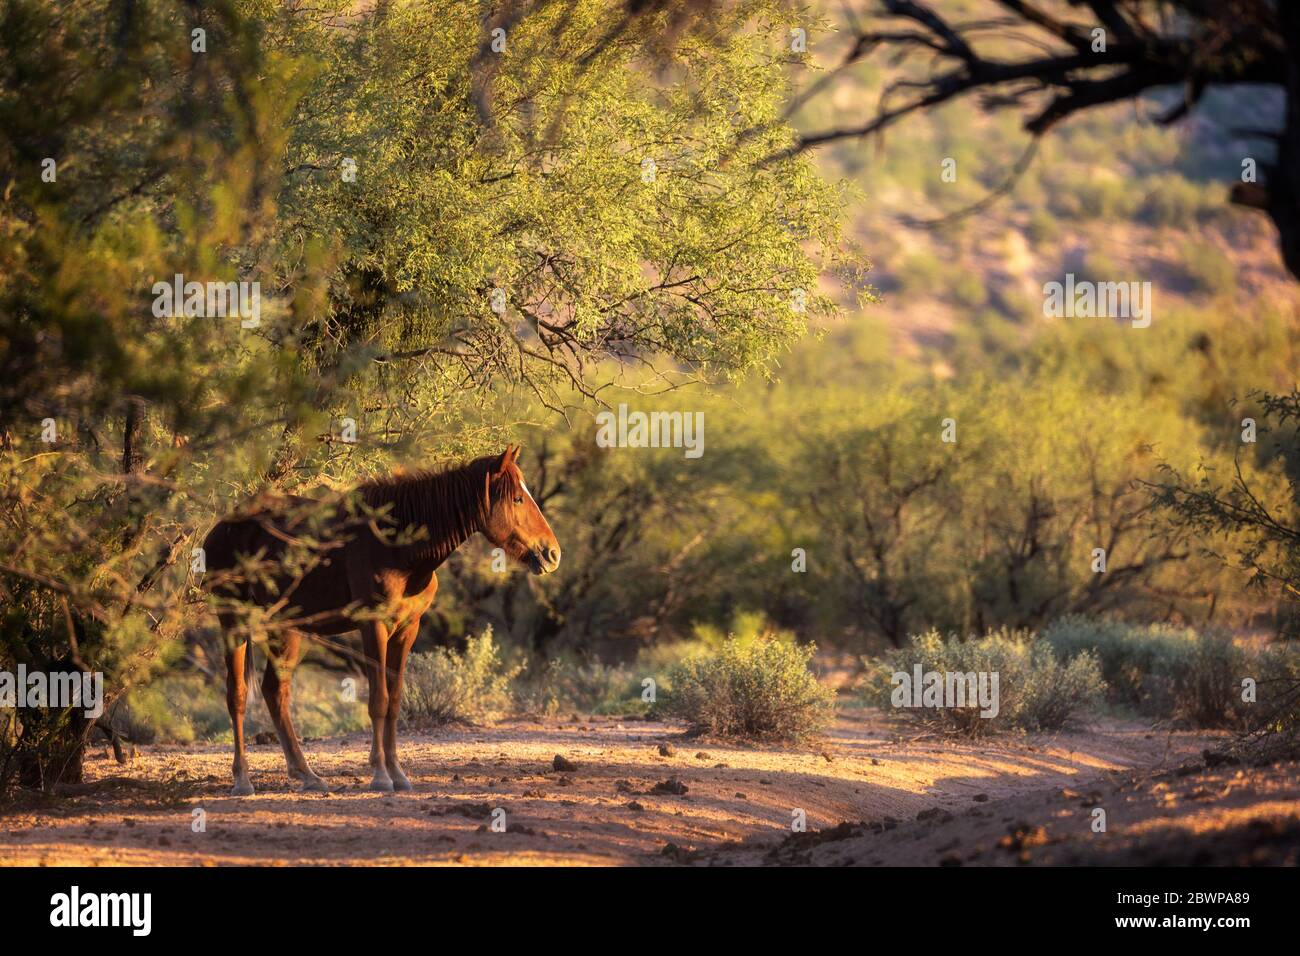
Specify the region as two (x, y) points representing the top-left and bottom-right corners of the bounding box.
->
(513, 496), (524, 505)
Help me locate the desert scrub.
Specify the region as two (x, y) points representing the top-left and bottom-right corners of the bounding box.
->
(1139, 175), (1211, 227)
(118, 664), (367, 745)
(1242, 643), (1300, 756)
(661, 638), (834, 742)
(863, 629), (1105, 736)
(1043, 617), (1246, 727)
(399, 627), (521, 726)
(1180, 241), (1236, 297)
(514, 656), (649, 717)
(122, 674), (227, 745)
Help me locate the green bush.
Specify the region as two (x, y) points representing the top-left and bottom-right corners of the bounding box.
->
(123, 675), (224, 745)
(400, 627), (521, 726)
(1140, 177), (1210, 227)
(950, 271), (988, 309)
(1076, 174), (1140, 220)
(1043, 617), (1245, 727)
(117, 664), (366, 745)
(514, 657), (649, 717)
(1025, 209), (1057, 244)
(864, 628), (1105, 735)
(1044, 617), (1169, 707)
(661, 638), (834, 742)
(894, 251), (945, 297)
(1181, 241), (1236, 297)
(1170, 632), (1246, 727)
(1245, 644), (1300, 753)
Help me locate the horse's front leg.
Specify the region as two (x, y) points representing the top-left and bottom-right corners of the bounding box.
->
(382, 618), (421, 791)
(224, 636), (254, 796)
(361, 620), (394, 791)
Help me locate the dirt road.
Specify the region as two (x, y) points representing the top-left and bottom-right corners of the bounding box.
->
(0, 710), (1265, 866)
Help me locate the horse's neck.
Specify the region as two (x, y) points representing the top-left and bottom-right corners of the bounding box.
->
(421, 517), (479, 568)
(385, 466), (483, 568)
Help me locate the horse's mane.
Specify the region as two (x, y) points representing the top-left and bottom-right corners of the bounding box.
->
(358, 455), (519, 558)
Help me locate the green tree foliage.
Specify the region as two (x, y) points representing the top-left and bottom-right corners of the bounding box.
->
(1146, 390), (1300, 616)
(421, 349), (1273, 659)
(0, 0), (843, 791)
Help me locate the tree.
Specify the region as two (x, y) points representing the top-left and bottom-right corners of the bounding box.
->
(0, 0), (844, 792)
(783, 373), (1221, 646)
(1145, 390), (1300, 613)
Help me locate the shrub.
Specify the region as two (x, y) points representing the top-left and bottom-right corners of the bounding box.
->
(950, 271), (988, 310)
(1022, 645), (1109, 731)
(1076, 175), (1139, 220)
(894, 251), (945, 297)
(514, 657), (648, 717)
(687, 610), (797, 652)
(123, 675), (222, 744)
(1140, 176), (1209, 227)
(117, 659), (366, 745)
(1166, 631), (1245, 727)
(1072, 248), (1123, 286)
(399, 627), (521, 726)
(661, 638), (834, 742)
(1043, 617), (1169, 707)
(1242, 643), (1300, 755)
(1181, 241), (1236, 297)
(863, 628), (1105, 736)
(1025, 209), (1057, 244)
(1042, 617), (1245, 727)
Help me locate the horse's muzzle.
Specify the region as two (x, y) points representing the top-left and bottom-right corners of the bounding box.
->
(529, 545), (561, 575)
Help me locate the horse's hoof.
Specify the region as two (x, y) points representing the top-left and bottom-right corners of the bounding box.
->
(231, 779), (254, 797)
(388, 769), (413, 791)
(368, 775), (395, 792)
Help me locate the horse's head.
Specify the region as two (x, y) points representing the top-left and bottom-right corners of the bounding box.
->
(480, 445), (561, 575)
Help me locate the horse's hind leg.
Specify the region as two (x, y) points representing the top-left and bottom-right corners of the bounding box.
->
(223, 629), (254, 797)
(262, 630), (328, 792)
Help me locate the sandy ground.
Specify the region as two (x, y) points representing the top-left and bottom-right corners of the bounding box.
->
(0, 709), (1287, 866)
(712, 755), (1300, 867)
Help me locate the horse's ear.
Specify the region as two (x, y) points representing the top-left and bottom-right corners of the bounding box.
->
(495, 444), (520, 473)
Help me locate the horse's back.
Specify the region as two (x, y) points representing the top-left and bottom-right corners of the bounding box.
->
(203, 495), (316, 561)
(202, 494), (337, 602)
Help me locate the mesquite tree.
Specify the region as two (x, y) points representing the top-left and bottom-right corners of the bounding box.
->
(0, 0), (845, 792)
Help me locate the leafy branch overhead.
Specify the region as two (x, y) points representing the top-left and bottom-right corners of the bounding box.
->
(1145, 390), (1300, 607)
(0, 0), (845, 789)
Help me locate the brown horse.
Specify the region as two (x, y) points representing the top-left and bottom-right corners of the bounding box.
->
(201, 445), (559, 795)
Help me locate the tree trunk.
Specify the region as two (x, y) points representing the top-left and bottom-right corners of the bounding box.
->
(1277, 6), (1300, 279)
(14, 658), (93, 791)
(121, 395), (147, 475)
